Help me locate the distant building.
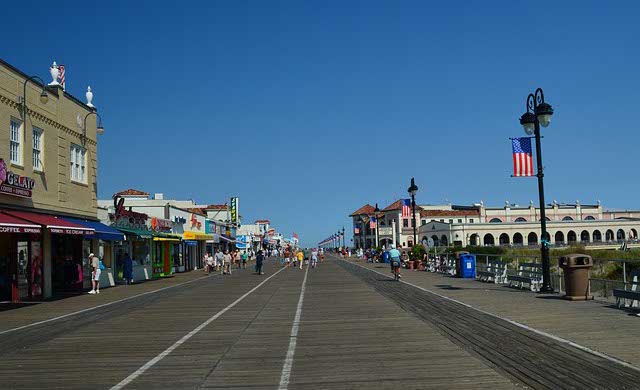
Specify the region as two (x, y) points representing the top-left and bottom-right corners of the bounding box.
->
(351, 200), (640, 249)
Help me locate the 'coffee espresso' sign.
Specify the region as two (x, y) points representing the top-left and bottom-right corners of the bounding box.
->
(0, 158), (35, 198)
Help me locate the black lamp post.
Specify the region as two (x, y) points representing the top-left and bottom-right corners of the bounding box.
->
(342, 227), (345, 249)
(407, 178), (419, 247)
(19, 75), (49, 129)
(359, 217), (366, 249)
(519, 88), (554, 293)
(374, 203), (380, 248)
(83, 111), (104, 146)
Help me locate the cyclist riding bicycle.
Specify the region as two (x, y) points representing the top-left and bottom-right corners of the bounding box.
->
(389, 244), (401, 279)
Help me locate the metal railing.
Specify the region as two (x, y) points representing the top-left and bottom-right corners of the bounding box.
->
(466, 253), (640, 300)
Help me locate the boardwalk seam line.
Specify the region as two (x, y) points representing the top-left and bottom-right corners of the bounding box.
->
(0, 274), (212, 336)
(278, 262), (310, 390)
(343, 258), (640, 374)
(109, 265), (288, 390)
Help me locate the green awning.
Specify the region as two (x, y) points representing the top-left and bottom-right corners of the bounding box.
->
(115, 227), (154, 239)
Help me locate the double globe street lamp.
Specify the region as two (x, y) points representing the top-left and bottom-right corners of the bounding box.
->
(519, 88), (554, 293)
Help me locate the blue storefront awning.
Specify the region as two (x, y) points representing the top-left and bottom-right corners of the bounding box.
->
(63, 217), (125, 241)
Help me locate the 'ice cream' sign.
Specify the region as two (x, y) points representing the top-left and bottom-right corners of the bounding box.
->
(0, 158), (35, 198)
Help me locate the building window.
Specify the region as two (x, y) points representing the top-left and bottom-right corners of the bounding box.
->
(403, 219), (409, 228)
(458, 219), (462, 223)
(32, 128), (43, 171)
(421, 219), (426, 226)
(470, 219), (474, 223)
(411, 219), (415, 227)
(70, 144), (87, 183)
(449, 219), (453, 223)
(440, 219), (444, 222)
(10, 118), (23, 165)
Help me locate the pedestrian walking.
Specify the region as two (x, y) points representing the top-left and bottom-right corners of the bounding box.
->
(231, 250), (239, 269)
(255, 250), (265, 275)
(206, 252), (214, 275)
(88, 253), (100, 294)
(123, 252), (133, 285)
(214, 249), (223, 273)
(241, 251), (248, 269)
(311, 248), (318, 268)
(297, 249), (304, 270)
(223, 250), (232, 275)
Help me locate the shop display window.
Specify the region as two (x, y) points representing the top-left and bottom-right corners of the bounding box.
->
(132, 240), (150, 265)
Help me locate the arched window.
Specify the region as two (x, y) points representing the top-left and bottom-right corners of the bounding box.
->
(592, 230), (602, 242)
(585, 216), (596, 220)
(513, 233), (523, 245)
(580, 230), (590, 242)
(499, 233), (510, 245)
(483, 234), (495, 246)
(514, 217), (527, 222)
(527, 232), (538, 245)
(617, 229), (626, 241)
(631, 229), (638, 240)
(440, 235), (448, 246)
(540, 217), (551, 221)
(606, 229), (614, 241)
(562, 216), (574, 221)
(431, 235), (439, 246)
(555, 231), (565, 244)
(567, 231), (577, 243)
(470, 234), (479, 246)
(489, 218), (502, 223)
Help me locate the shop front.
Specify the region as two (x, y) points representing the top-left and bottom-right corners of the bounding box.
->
(150, 217), (180, 278)
(62, 217), (125, 288)
(183, 231), (213, 270)
(2, 210), (95, 296)
(0, 212), (43, 302)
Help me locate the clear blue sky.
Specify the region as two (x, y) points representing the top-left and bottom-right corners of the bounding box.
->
(3, 1), (640, 247)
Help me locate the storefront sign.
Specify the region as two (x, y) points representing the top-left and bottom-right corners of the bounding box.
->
(151, 217), (172, 232)
(230, 197), (238, 223)
(183, 231), (213, 240)
(110, 196), (149, 230)
(174, 216), (187, 224)
(0, 158), (35, 198)
(0, 226), (41, 234)
(50, 227), (94, 236)
(190, 213), (202, 229)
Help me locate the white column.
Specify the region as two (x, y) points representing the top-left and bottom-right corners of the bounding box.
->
(392, 220), (397, 247)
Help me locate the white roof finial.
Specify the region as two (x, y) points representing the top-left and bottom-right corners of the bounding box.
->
(49, 61), (60, 86)
(86, 86), (94, 108)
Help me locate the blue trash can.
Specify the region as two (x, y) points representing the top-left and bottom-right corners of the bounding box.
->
(459, 254), (476, 278)
(383, 251), (390, 264)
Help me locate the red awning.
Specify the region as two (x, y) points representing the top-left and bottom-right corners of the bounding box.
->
(0, 212), (42, 234)
(3, 210), (95, 236)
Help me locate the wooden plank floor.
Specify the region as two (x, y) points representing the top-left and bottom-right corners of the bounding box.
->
(339, 257), (640, 389)
(0, 259), (517, 389)
(349, 256), (640, 369)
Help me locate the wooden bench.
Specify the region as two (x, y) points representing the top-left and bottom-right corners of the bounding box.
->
(613, 271), (640, 312)
(507, 262), (543, 292)
(477, 260), (508, 284)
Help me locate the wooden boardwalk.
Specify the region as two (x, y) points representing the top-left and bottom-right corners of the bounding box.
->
(339, 259), (640, 389)
(0, 256), (638, 389)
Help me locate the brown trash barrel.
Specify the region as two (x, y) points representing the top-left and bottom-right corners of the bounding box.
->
(559, 254), (594, 301)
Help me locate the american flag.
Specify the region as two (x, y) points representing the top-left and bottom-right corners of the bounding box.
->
(401, 199), (411, 218)
(58, 65), (66, 90)
(512, 137), (534, 177)
(354, 224), (360, 234)
(369, 216), (377, 229)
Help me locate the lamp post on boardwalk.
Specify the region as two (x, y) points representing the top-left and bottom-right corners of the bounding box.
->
(519, 87), (554, 293)
(342, 227), (345, 249)
(407, 178), (419, 247)
(374, 203), (380, 248)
